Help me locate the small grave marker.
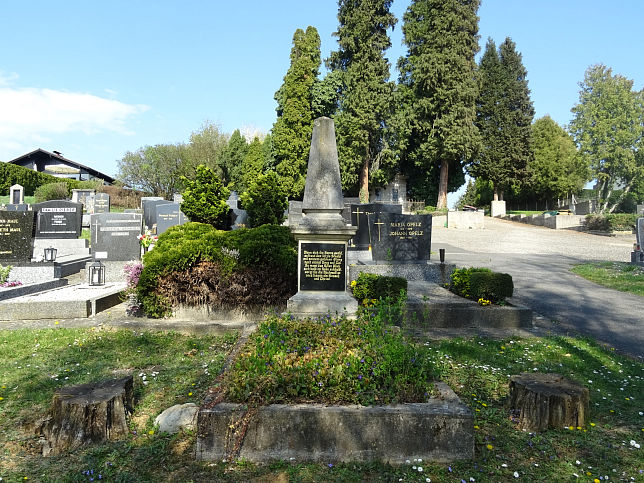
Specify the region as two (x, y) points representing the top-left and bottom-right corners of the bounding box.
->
(93, 192), (111, 214)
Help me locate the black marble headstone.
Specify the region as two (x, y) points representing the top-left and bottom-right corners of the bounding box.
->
(32, 200), (82, 239)
(90, 213), (143, 261)
(299, 242), (346, 291)
(155, 202), (188, 235)
(94, 193), (111, 214)
(349, 203), (403, 249)
(637, 218), (644, 248)
(0, 211), (35, 261)
(368, 212), (432, 262)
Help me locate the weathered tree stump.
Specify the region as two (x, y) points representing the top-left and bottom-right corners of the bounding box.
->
(508, 373), (589, 431)
(38, 376), (134, 456)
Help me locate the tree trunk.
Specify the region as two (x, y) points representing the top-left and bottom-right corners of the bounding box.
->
(508, 373), (589, 432)
(359, 157), (369, 202)
(436, 161), (449, 209)
(38, 376), (134, 456)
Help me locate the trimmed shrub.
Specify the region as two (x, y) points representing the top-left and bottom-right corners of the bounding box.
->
(98, 184), (145, 209)
(469, 271), (514, 303)
(449, 267), (492, 299)
(180, 165), (230, 228)
(240, 171), (288, 228)
(0, 163), (81, 196)
(585, 213), (639, 232)
(34, 182), (71, 202)
(136, 223), (297, 317)
(352, 272), (407, 303)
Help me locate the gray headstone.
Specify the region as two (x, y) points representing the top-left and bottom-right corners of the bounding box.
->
(32, 200), (83, 239)
(637, 218), (644, 248)
(71, 189), (96, 213)
(226, 191), (240, 210)
(173, 193), (184, 204)
(10, 184), (24, 205)
(350, 203), (403, 250)
(155, 202), (188, 235)
(143, 200), (172, 231)
(90, 212), (143, 261)
(0, 211), (35, 262)
(369, 212), (433, 262)
(4, 204), (29, 211)
(140, 196), (164, 209)
(94, 193), (111, 214)
(636, 205), (644, 215)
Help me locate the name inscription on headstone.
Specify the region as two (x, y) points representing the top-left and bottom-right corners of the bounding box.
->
(0, 211), (35, 261)
(300, 243), (346, 291)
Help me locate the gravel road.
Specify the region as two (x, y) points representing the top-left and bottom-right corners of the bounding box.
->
(432, 216), (643, 360)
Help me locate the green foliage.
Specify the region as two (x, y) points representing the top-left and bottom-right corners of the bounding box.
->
(449, 266), (492, 299)
(472, 37), (535, 199)
(469, 271), (514, 303)
(180, 165), (230, 228)
(527, 116), (587, 202)
(117, 143), (187, 199)
(351, 272), (408, 303)
(239, 137), (266, 194)
(327, 0), (397, 196)
(272, 26), (321, 199)
(570, 64), (644, 214)
(183, 121), (230, 182)
(222, 310), (437, 406)
(0, 162), (80, 196)
(396, 0), (481, 208)
(137, 223), (296, 317)
(33, 182), (71, 202)
(585, 213), (640, 232)
(0, 264), (11, 283)
(240, 171), (288, 228)
(221, 130), (248, 190)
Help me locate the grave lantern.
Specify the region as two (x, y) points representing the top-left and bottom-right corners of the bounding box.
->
(43, 246), (58, 262)
(439, 248), (446, 264)
(88, 260), (106, 286)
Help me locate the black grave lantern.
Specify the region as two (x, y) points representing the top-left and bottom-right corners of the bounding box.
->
(88, 260), (106, 286)
(43, 246), (57, 262)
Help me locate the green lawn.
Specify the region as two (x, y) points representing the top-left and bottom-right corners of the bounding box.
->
(572, 261), (644, 297)
(0, 195), (36, 205)
(1, 324), (641, 482)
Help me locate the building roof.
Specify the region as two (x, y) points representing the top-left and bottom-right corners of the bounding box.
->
(7, 148), (116, 184)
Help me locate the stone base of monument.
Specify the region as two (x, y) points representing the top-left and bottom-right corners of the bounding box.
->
(349, 261), (455, 284)
(286, 291), (358, 319)
(0, 278), (68, 302)
(9, 255), (93, 282)
(196, 382), (473, 463)
(0, 282), (126, 320)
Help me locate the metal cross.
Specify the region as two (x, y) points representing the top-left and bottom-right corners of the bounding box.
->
(374, 221), (385, 241)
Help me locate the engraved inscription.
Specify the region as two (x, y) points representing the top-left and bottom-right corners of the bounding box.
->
(302, 249), (343, 281)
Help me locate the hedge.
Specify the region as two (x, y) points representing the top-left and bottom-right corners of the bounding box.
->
(0, 162), (82, 196)
(449, 267), (513, 303)
(352, 272), (408, 303)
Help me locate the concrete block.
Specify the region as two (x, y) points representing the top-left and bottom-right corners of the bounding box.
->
(447, 211), (484, 229)
(196, 382), (473, 463)
(490, 200), (506, 218)
(543, 215), (585, 230)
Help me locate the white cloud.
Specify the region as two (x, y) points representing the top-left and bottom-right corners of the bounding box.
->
(0, 85), (148, 158)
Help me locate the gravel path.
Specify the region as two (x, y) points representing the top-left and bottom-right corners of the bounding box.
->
(432, 216), (643, 360)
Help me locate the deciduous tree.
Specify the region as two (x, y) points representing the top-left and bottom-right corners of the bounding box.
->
(570, 64), (644, 213)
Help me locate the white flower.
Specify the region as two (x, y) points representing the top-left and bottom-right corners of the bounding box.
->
(576, 460), (581, 465)
(426, 479), (431, 483)
(514, 471), (519, 478)
(418, 467), (423, 472)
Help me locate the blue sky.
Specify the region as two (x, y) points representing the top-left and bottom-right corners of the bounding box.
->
(2, 0), (642, 201)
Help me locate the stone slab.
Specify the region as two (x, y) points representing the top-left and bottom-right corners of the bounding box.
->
(349, 262), (454, 284)
(543, 214), (585, 230)
(447, 211), (484, 229)
(0, 279), (68, 301)
(196, 382), (473, 463)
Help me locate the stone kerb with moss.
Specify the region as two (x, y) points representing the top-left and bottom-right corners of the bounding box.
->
(287, 117), (358, 317)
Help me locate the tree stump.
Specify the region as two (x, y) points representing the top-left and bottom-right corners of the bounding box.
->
(508, 373), (589, 431)
(39, 376), (134, 456)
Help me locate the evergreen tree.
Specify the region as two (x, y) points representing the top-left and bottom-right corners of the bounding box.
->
(327, 0), (397, 198)
(397, 0), (481, 208)
(239, 137), (266, 193)
(221, 129), (248, 190)
(272, 26), (321, 199)
(472, 37), (535, 200)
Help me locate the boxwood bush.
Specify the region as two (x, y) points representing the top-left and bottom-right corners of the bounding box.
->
(585, 213), (639, 232)
(449, 267), (513, 303)
(351, 272), (408, 304)
(137, 222), (297, 317)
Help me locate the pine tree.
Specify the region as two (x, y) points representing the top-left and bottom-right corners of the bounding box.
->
(472, 37), (535, 200)
(397, 0), (481, 208)
(272, 26), (321, 199)
(239, 137), (266, 193)
(327, 0), (397, 198)
(222, 129), (248, 190)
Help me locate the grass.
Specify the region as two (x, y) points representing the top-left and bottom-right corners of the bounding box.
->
(1, 321), (642, 482)
(507, 210), (544, 215)
(571, 261), (644, 297)
(0, 195), (36, 205)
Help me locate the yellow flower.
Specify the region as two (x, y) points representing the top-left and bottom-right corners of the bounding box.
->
(486, 444), (493, 450)
(148, 430), (154, 435)
(590, 422), (596, 427)
(188, 392), (193, 396)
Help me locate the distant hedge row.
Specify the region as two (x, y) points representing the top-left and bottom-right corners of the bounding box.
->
(0, 163), (83, 196)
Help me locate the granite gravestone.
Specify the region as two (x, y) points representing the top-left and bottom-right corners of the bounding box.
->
(155, 202), (188, 235)
(349, 203), (403, 250)
(33, 200), (83, 239)
(71, 189), (96, 213)
(368, 212), (432, 262)
(4, 204), (29, 211)
(226, 191), (248, 229)
(90, 213), (143, 261)
(143, 200), (172, 232)
(93, 193), (111, 214)
(10, 184), (24, 205)
(299, 243), (346, 291)
(140, 196), (164, 209)
(0, 211), (35, 262)
(173, 193), (183, 204)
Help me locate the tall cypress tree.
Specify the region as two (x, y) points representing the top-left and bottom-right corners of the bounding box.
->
(397, 0), (481, 208)
(222, 129), (248, 190)
(472, 37), (534, 200)
(272, 26), (321, 199)
(328, 0), (397, 198)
